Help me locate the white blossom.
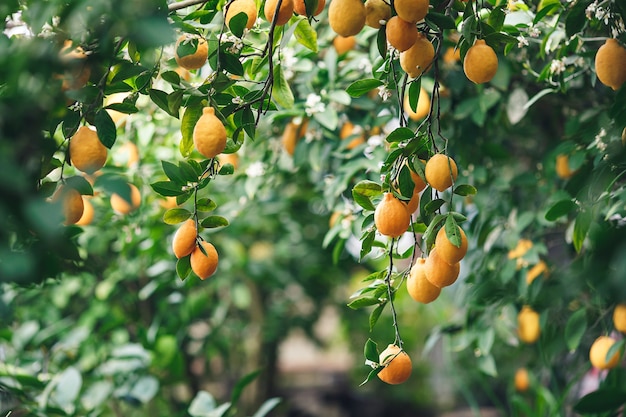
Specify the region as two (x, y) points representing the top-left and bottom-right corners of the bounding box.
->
(529, 26), (541, 37)
(585, 2), (597, 19)
(245, 161), (265, 177)
(305, 93), (325, 116)
(231, 96), (243, 105)
(549, 58), (566, 75)
(517, 35), (529, 48)
(378, 86), (392, 101)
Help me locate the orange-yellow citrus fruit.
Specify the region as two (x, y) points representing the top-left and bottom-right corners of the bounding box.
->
(70, 126), (108, 174)
(172, 219), (198, 259)
(226, 0), (258, 30)
(191, 241), (219, 279)
(76, 196), (94, 226)
(425, 154), (458, 192)
(517, 305), (540, 344)
(425, 247), (460, 288)
(55, 186), (84, 226)
(377, 344), (412, 384)
(333, 35), (357, 54)
(116, 142), (139, 168)
(394, 0), (429, 23)
(58, 40), (91, 91)
(174, 35), (208, 70)
(219, 153), (239, 169)
(613, 304), (626, 333)
(589, 335), (621, 370)
(410, 166), (427, 192)
(339, 121), (366, 149)
(294, 0), (326, 15)
(374, 192), (411, 238)
(514, 368), (530, 392)
(264, 0), (295, 25)
(282, 118), (308, 155)
(386, 16), (418, 52)
(435, 225), (468, 264)
(193, 107), (227, 159)
(443, 46), (461, 65)
(508, 238), (533, 260)
(400, 33), (435, 78)
(405, 87), (430, 121)
(407, 258), (441, 303)
(556, 154), (576, 179)
(463, 39), (498, 84)
(595, 38), (626, 91)
(405, 189), (420, 214)
(328, 0), (366, 37)
(364, 0), (391, 28)
(110, 183), (141, 214)
(526, 260), (548, 284)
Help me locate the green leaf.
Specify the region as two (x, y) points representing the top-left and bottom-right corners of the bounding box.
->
(271, 64), (294, 109)
(346, 79), (384, 98)
(64, 176), (93, 196)
(353, 180), (382, 197)
(181, 104), (203, 157)
(163, 208), (192, 224)
(105, 102), (139, 114)
(177, 255), (192, 281)
(573, 209), (592, 253)
(424, 198), (445, 214)
(407, 79), (421, 112)
(376, 26), (387, 59)
(545, 199), (576, 221)
(425, 12), (456, 30)
(564, 309), (587, 351)
(196, 198), (217, 212)
(162, 161), (185, 184)
(422, 214), (447, 253)
(353, 192), (376, 211)
(151, 181), (183, 197)
(221, 51), (245, 76)
(94, 109), (117, 148)
(369, 303), (385, 332)
(294, 18), (318, 52)
(219, 163), (235, 175)
(360, 229), (376, 260)
(444, 214), (462, 248)
(573, 388), (626, 414)
(160, 70), (181, 85)
(386, 127), (415, 143)
(231, 369), (262, 405)
(453, 184), (477, 196)
(566, 0), (589, 37)
(252, 398), (281, 417)
(478, 354), (497, 377)
(228, 12), (248, 38)
(364, 338), (379, 363)
(200, 215), (229, 228)
(62, 110), (81, 139)
(167, 90), (183, 118)
(359, 367), (381, 387)
(347, 296), (380, 310)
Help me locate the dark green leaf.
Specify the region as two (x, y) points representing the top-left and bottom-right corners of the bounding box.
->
(176, 255), (192, 281)
(360, 229), (375, 260)
(231, 369), (262, 405)
(564, 309), (586, 351)
(444, 214), (462, 248)
(181, 104), (203, 157)
(62, 110), (81, 139)
(454, 184), (478, 196)
(407, 79), (421, 112)
(200, 215), (229, 228)
(386, 127), (415, 143)
(353, 192), (376, 211)
(359, 367), (381, 387)
(105, 102), (139, 114)
(573, 388), (626, 414)
(424, 198), (445, 214)
(228, 12), (248, 38)
(566, 2), (588, 37)
(151, 181), (183, 197)
(196, 198), (217, 212)
(162, 161), (185, 184)
(149, 88), (176, 117)
(422, 213), (447, 253)
(488, 7), (506, 31)
(573, 209), (592, 253)
(425, 12), (456, 30)
(376, 26), (387, 59)
(168, 90), (183, 118)
(346, 79), (384, 98)
(64, 176), (93, 196)
(364, 338), (379, 363)
(163, 208), (192, 224)
(545, 199), (576, 221)
(534, 2), (560, 25)
(369, 303), (385, 332)
(161, 70), (181, 85)
(94, 109), (116, 149)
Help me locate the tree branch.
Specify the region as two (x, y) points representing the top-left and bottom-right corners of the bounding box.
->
(168, 0), (209, 12)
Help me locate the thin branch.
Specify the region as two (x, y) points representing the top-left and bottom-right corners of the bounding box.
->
(384, 239), (403, 348)
(168, 0), (210, 12)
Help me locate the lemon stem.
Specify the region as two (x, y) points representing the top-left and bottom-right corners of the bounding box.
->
(385, 238), (403, 348)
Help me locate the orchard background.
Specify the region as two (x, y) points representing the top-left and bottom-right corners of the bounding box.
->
(1, 0), (626, 415)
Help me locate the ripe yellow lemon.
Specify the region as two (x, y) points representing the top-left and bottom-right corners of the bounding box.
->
(425, 154), (458, 192)
(364, 0), (391, 28)
(110, 183), (141, 214)
(463, 39), (498, 84)
(405, 189), (420, 214)
(58, 40), (91, 91)
(193, 107), (227, 159)
(116, 142), (139, 168)
(613, 304), (626, 333)
(394, 0), (429, 23)
(517, 306), (540, 344)
(374, 192), (411, 238)
(435, 225), (468, 264)
(226, 0), (258, 30)
(174, 35), (208, 70)
(219, 153), (239, 169)
(329, 0), (366, 37)
(425, 247), (460, 288)
(595, 38), (626, 91)
(340, 121), (366, 149)
(191, 241), (219, 279)
(526, 260), (548, 284)
(407, 258), (441, 303)
(556, 154), (576, 179)
(405, 87), (430, 121)
(282, 118), (308, 155)
(294, 0), (325, 16)
(508, 238), (533, 260)
(70, 126), (108, 174)
(264, 0), (295, 25)
(55, 186), (84, 226)
(377, 344), (412, 385)
(443, 46), (461, 65)
(589, 335), (621, 370)
(172, 219), (198, 259)
(514, 368), (530, 392)
(400, 33), (434, 78)
(386, 16), (418, 52)
(76, 196), (94, 226)
(333, 35), (357, 54)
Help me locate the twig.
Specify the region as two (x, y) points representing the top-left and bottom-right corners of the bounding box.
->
(168, 0), (210, 12)
(384, 239), (403, 347)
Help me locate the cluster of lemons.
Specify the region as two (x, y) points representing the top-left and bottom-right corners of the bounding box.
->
(371, 154), (465, 384)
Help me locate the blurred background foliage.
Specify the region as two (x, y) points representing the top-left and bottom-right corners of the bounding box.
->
(1, 0), (626, 416)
